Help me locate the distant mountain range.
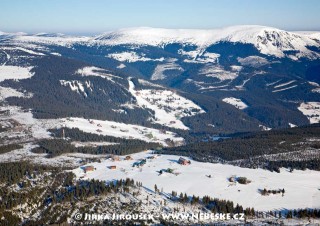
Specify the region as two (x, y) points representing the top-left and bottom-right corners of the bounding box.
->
(1, 25), (320, 139)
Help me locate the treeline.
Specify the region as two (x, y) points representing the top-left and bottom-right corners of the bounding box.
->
(0, 161), (59, 185)
(285, 209), (320, 219)
(51, 127), (194, 146)
(0, 161), (65, 225)
(0, 144), (23, 154)
(263, 209), (320, 219)
(32, 130), (160, 157)
(267, 159), (320, 171)
(4, 56), (151, 126)
(48, 178), (135, 204)
(170, 191), (253, 216)
(161, 124), (320, 171)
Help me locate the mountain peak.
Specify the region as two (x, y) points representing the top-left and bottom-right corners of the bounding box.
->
(91, 25), (319, 58)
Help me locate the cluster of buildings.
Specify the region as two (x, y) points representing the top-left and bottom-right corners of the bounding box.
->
(80, 155), (191, 177)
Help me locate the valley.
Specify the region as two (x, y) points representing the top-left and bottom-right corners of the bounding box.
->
(0, 25), (319, 225)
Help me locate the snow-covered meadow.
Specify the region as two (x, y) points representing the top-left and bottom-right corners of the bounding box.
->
(73, 151), (320, 211)
(0, 65), (34, 82)
(107, 51), (164, 63)
(76, 66), (122, 81)
(151, 58), (184, 81)
(199, 65), (239, 81)
(0, 104), (184, 146)
(61, 117), (184, 145)
(298, 102), (320, 123)
(128, 79), (205, 130)
(222, 97), (248, 110)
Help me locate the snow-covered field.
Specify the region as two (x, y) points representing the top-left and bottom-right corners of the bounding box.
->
(116, 63), (126, 69)
(0, 86), (25, 101)
(222, 97), (248, 110)
(199, 65), (239, 81)
(0, 105), (57, 141)
(259, 125), (272, 131)
(237, 56), (269, 67)
(0, 105), (184, 146)
(13, 47), (45, 56)
(107, 51), (164, 63)
(128, 79), (204, 130)
(61, 117), (184, 145)
(298, 102), (320, 123)
(151, 59), (184, 80)
(0, 143), (108, 167)
(178, 49), (220, 64)
(73, 151), (320, 211)
(76, 66), (122, 81)
(309, 81), (320, 93)
(0, 65), (34, 82)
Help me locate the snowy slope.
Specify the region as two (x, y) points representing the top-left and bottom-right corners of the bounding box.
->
(61, 117), (184, 145)
(222, 97), (248, 110)
(0, 104), (184, 146)
(0, 66), (34, 82)
(107, 51), (164, 62)
(128, 78), (205, 130)
(73, 151), (320, 211)
(298, 102), (320, 123)
(92, 26), (320, 59)
(3, 26), (320, 59)
(75, 66), (122, 81)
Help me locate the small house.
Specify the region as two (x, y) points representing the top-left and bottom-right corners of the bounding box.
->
(178, 157), (191, 165)
(125, 155), (133, 160)
(97, 124), (102, 127)
(83, 165), (95, 173)
(109, 166), (117, 170)
(111, 155), (120, 161)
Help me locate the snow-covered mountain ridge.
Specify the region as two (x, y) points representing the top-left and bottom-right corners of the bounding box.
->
(1, 25), (320, 132)
(1, 25), (320, 59)
(93, 25), (320, 58)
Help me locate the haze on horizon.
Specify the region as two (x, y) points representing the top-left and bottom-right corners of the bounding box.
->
(1, 0), (320, 35)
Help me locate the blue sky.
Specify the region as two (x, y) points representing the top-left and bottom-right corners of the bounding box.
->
(1, 0), (319, 34)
